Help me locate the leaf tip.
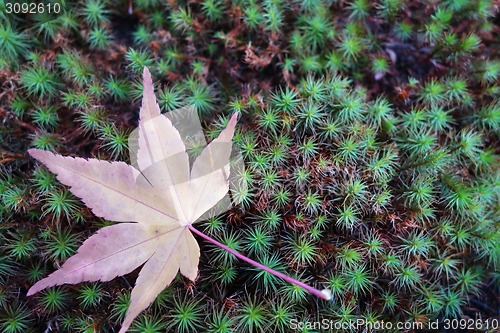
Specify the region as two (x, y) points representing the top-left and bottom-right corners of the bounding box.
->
(27, 148), (40, 157)
(142, 66), (153, 87)
(220, 113), (238, 139)
(118, 316), (134, 333)
(230, 112), (239, 124)
(118, 325), (129, 333)
(27, 148), (50, 161)
(221, 112), (238, 139)
(143, 66), (151, 78)
(26, 283), (42, 297)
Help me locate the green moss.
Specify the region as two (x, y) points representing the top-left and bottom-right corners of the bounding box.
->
(0, 0), (498, 330)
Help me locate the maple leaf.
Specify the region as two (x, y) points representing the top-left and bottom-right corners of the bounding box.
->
(27, 67), (331, 332)
(27, 67), (238, 332)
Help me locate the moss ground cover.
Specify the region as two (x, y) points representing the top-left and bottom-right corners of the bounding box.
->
(0, 0), (498, 332)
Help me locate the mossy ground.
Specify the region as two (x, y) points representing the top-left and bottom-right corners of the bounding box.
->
(0, 0), (499, 332)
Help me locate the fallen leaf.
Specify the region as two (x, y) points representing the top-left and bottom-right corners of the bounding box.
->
(27, 67), (238, 332)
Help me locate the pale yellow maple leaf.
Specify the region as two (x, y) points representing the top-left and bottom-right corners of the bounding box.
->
(27, 67), (237, 332)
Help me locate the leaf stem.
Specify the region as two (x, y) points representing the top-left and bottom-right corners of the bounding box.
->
(187, 224), (331, 300)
